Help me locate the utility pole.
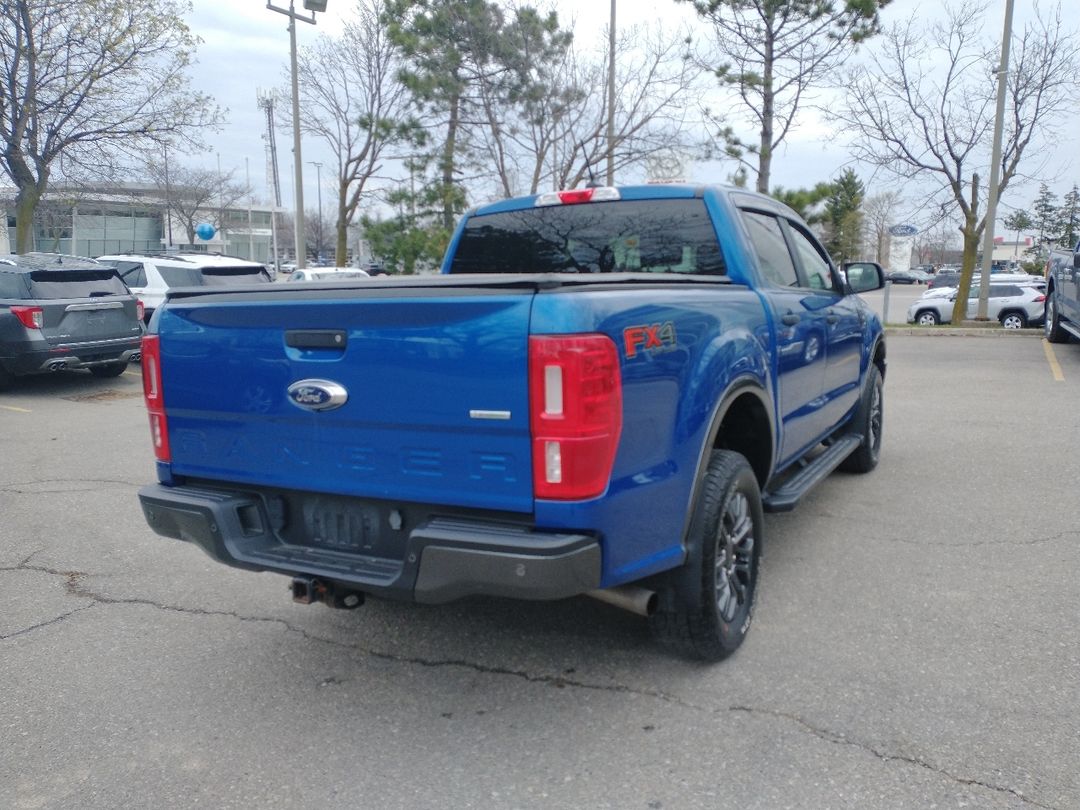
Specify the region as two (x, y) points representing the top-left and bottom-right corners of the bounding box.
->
(266, 0), (321, 269)
(976, 0), (1015, 320)
(308, 161), (322, 262)
(606, 0), (616, 186)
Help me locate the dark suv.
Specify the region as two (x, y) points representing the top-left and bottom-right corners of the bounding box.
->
(0, 254), (144, 390)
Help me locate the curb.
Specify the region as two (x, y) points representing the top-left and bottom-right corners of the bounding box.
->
(884, 326), (1045, 337)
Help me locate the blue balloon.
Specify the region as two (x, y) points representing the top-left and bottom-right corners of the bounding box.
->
(195, 222), (216, 241)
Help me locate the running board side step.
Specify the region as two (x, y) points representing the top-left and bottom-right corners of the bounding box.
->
(762, 435), (862, 513)
(1060, 320), (1080, 340)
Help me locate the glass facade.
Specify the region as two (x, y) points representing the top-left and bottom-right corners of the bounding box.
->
(3, 192), (281, 264)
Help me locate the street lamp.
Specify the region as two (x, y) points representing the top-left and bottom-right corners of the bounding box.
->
(266, 0), (326, 269)
(308, 161), (322, 262)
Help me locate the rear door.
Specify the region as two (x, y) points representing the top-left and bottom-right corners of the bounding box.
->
(26, 270), (142, 347)
(738, 208), (830, 463)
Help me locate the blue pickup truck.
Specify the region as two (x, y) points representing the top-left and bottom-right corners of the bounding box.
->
(137, 184), (886, 660)
(1044, 239), (1080, 343)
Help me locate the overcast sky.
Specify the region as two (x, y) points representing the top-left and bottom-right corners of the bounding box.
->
(183, 0), (1078, 227)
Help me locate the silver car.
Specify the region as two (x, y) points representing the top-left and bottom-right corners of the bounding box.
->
(907, 283), (1047, 328)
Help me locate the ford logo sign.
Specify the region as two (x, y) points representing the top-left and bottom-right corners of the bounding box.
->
(287, 379), (348, 412)
(888, 223), (919, 237)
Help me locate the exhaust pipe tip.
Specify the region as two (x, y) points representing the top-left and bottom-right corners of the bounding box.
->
(586, 585), (658, 618)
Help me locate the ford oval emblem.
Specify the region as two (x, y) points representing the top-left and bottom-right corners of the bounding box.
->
(287, 379), (348, 412)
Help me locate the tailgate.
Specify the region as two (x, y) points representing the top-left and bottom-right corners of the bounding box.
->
(41, 298), (139, 346)
(158, 289), (536, 513)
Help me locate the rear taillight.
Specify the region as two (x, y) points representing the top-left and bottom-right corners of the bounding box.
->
(136, 299), (145, 322)
(12, 306), (44, 329)
(529, 334), (622, 500)
(1034, 294), (1046, 302)
(141, 335), (171, 462)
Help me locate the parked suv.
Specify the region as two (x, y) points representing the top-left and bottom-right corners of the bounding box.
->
(907, 283), (1046, 328)
(0, 254), (144, 390)
(96, 252), (272, 323)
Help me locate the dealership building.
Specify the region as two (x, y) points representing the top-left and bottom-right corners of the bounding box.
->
(1, 184), (283, 264)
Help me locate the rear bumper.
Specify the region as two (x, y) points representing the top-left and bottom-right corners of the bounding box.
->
(1, 336), (141, 374)
(137, 483), (601, 603)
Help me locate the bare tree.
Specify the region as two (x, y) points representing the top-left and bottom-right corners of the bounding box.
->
(144, 162), (250, 247)
(287, 0), (419, 265)
(686, 0), (888, 193)
(0, 0), (223, 252)
(861, 191), (903, 265)
(835, 1), (1080, 323)
(500, 24), (703, 195)
(913, 218), (960, 266)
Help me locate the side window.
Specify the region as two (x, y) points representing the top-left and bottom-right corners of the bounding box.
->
(741, 211), (798, 287)
(114, 261), (147, 288)
(0, 272), (27, 299)
(785, 222), (834, 291)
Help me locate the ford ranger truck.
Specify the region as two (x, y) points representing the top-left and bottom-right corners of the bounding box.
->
(137, 184), (886, 661)
(1044, 239), (1080, 344)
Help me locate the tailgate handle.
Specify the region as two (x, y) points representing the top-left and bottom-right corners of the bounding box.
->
(285, 330), (347, 349)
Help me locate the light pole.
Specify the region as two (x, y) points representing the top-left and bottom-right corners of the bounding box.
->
(308, 160), (322, 262)
(266, 0), (325, 269)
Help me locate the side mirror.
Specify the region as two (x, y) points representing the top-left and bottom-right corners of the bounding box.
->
(842, 261), (886, 293)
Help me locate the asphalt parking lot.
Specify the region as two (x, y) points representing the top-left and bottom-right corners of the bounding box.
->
(3, 334), (1079, 809)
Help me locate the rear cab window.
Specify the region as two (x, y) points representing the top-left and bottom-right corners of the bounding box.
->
(448, 199), (727, 276)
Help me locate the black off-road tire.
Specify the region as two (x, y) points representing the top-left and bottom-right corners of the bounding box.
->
(89, 361), (128, 379)
(839, 363), (883, 474)
(649, 450), (763, 662)
(1045, 295), (1068, 344)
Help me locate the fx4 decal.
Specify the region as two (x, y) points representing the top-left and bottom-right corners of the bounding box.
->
(624, 322), (677, 359)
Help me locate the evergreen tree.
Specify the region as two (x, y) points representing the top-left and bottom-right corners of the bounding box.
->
(1031, 183), (1061, 260)
(385, 0), (570, 230)
(1059, 185), (1080, 249)
(824, 169), (865, 263)
(1002, 209), (1034, 261)
(772, 182), (835, 224)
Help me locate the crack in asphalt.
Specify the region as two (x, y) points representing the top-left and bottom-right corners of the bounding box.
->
(1, 556), (1064, 808)
(0, 478), (142, 495)
(730, 705), (1058, 809)
(885, 528), (1080, 550)
(785, 514), (1080, 550)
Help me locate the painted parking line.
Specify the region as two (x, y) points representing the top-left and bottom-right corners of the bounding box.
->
(1043, 340), (1065, 382)
(1, 404), (32, 413)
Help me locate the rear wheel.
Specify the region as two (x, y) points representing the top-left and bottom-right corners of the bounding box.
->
(916, 310), (939, 326)
(1045, 295), (1068, 343)
(89, 362), (128, 379)
(999, 311), (1027, 330)
(649, 450), (762, 662)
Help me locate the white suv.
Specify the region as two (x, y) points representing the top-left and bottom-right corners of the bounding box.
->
(96, 253), (272, 322)
(907, 282), (1047, 328)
